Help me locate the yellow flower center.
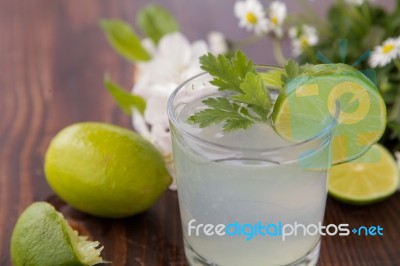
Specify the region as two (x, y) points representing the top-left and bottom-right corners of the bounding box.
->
(246, 12), (258, 25)
(300, 36), (309, 48)
(271, 16), (278, 26)
(382, 44), (395, 54)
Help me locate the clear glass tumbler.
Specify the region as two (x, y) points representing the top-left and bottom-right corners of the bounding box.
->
(168, 67), (335, 266)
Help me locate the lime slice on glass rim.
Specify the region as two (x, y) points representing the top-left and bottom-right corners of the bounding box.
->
(272, 64), (386, 165)
(11, 202), (104, 266)
(328, 144), (399, 204)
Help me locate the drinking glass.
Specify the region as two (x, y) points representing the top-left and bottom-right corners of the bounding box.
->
(168, 66), (335, 266)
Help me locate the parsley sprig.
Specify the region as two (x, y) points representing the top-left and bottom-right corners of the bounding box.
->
(187, 51), (272, 132)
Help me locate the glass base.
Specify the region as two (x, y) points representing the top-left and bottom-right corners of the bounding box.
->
(184, 240), (321, 266)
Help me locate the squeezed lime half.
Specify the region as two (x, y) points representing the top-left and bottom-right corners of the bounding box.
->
(11, 202), (104, 266)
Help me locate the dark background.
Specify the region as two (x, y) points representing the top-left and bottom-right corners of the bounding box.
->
(0, 0), (399, 265)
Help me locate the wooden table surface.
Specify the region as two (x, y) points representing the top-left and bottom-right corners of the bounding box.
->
(0, 0), (399, 265)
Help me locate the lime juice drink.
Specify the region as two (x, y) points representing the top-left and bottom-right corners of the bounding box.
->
(168, 53), (386, 266)
(170, 90), (331, 265)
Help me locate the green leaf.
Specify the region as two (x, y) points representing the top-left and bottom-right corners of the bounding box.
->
(99, 19), (151, 62)
(282, 59), (300, 84)
(189, 51), (274, 131)
(187, 97), (254, 132)
(233, 72), (271, 121)
(259, 69), (285, 89)
(233, 72), (271, 109)
(137, 4), (179, 44)
(104, 75), (146, 115)
(199, 51), (256, 92)
(223, 118), (253, 132)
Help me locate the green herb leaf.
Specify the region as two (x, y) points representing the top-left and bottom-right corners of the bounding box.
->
(189, 51), (274, 131)
(99, 19), (151, 62)
(223, 118), (254, 132)
(137, 4), (179, 45)
(259, 69), (285, 89)
(199, 50), (256, 92)
(232, 72), (271, 121)
(104, 75), (146, 115)
(187, 97), (254, 132)
(282, 59), (300, 84)
(233, 72), (271, 109)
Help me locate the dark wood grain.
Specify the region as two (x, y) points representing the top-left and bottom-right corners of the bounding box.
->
(0, 0), (399, 265)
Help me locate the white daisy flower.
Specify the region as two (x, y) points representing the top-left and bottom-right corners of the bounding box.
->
(369, 37), (400, 68)
(266, 1), (287, 38)
(289, 25), (319, 57)
(207, 31), (229, 55)
(234, 0), (268, 35)
(132, 32), (209, 189)
(345, 0), (367, 6)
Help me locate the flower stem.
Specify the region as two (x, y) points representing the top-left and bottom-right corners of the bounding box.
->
(304, 46), (317, 64)
(361, 3), (371, 25)
(272, 38), (287, 66)
(344, 4), (368, 31)
(231, 34), (265, 49)
(393, 59), (400, 72)
(389, 60), (400, 123)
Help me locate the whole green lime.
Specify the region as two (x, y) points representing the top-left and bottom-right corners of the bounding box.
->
(44, 122), (171, 218)
(11, 202), (104, 266)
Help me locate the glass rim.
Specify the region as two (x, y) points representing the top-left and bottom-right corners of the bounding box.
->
(167, 65), (337, 154)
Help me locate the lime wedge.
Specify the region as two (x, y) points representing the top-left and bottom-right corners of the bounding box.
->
(328, 144), (399, 204)
(11, 202), (104, 266)
(272, 64), (386, 164)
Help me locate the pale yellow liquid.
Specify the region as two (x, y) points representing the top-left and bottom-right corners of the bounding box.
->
(172, 94), (329, 266)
